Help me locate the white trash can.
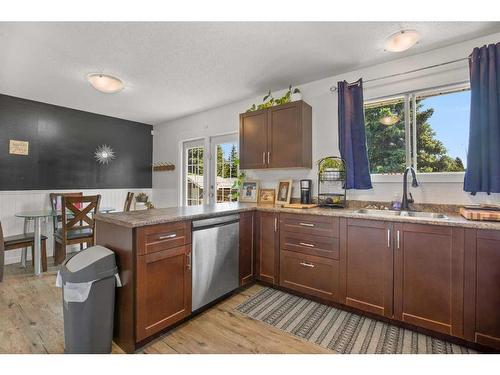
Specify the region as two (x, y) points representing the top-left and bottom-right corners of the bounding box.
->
(56, 245), (121, 354)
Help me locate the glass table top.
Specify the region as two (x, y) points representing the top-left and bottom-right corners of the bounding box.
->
(15, 207), (116, 218)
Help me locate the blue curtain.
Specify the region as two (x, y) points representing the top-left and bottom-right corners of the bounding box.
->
(464, 43), (500, 194)
(338, 79), (372, 189)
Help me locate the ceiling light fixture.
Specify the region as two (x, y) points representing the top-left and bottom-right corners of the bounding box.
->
(87, 73), (124, 93)
(384, 30), (421, 52)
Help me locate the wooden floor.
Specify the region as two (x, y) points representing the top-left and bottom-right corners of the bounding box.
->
(0, 259), (329, 354)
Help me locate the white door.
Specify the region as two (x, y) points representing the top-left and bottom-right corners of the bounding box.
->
(182, 139), (206, 206)
(209, 134), (239, 204)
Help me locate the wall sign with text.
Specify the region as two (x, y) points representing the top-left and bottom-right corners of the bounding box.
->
(9, 140), (29, 155)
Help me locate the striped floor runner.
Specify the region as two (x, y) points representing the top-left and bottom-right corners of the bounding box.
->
(236, 287), (477, 354)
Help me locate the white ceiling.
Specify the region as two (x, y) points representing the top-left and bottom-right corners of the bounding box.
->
(1, 22), (499, 125)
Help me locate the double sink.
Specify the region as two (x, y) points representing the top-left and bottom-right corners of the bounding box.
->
(355, 208), (448, 220)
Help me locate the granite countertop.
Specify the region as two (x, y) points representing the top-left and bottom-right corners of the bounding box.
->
(94, 202), (500, 231)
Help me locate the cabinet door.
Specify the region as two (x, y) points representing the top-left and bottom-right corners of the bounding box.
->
(239, 211), (254, 286)
(342, 219), (393, 318)
(394, 224), (464, 337)
(268, 102), (302, 168)
(136, 245), (192, 341)
(464, 229), (500, 350)
(280, 250), (339, 301)
(256, 211), (279, 284)
(239, 110), (268, 169)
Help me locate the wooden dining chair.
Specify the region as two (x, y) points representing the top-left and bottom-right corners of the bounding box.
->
(53, 195), (101, 265)
(49, 192), (84, 256)
(1, 221), (48, 281)
(123, 192), (134, 212)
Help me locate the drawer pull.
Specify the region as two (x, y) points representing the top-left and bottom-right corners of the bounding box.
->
(299, 261), (315, 268)
(159, 233), (177, 240)
(299, 222), (315, 227)
(299, 242), (315, 248)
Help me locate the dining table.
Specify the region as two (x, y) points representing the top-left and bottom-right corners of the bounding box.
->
(15, 206), (116, 275)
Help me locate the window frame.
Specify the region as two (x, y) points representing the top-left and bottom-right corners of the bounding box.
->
(364, 82), (470, 183)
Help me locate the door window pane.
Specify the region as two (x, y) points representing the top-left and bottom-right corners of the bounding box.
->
(215, 142), (239, 202)
(416, 89), (469, 172)
(186, 146), (204, 206)
(364, 97), (407, 174)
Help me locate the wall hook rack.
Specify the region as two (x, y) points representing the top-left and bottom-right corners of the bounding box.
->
(152, 162), (175, 172)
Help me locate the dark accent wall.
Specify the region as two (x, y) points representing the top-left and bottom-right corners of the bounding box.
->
(0, 94), (153, 190)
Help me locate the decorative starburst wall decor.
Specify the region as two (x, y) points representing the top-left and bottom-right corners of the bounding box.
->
(94, 144), (116, 164)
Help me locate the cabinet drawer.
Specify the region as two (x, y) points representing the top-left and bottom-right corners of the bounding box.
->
(136, 221), (191, 255)
(280, 250), (339, 301)
(280, 213), (339, 238)
(280, 231), (339, 259)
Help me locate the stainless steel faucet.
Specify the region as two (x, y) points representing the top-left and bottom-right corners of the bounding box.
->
(401, 166), (419, 211)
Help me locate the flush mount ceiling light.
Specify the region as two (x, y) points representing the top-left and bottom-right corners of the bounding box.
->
(94, 144), (116, 164)
(87, 73), (124, 93)
(384, 30), (421, 52)
(379, 115), (400, 126)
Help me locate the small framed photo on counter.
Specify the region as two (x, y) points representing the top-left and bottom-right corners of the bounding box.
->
(259, 189), (276, 205)
(240, 180), (259, 203)
(276, 179), (292, 205)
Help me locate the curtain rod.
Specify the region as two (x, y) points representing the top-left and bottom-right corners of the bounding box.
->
(329, 56), (470, 93)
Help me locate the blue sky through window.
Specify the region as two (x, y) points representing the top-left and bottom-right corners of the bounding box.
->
(420, 90), (470, 168)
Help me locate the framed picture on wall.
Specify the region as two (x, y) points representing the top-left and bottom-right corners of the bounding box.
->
(276, 179), (292, 205)
(258, 189), (276, 205)
(240, 180), (259, 203)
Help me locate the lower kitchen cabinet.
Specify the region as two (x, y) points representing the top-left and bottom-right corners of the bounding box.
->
(464, 229), (500, 350)
(255, 211), (279, 284)
(239, 211), (254, 286)
(341, 219), (394, 318)
(280, 250), (339, 301)
(393, 223), (464, 336)
(136, 245), (192, 341)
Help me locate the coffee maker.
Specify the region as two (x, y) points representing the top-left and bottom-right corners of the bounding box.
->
(300, 179), (312, 204)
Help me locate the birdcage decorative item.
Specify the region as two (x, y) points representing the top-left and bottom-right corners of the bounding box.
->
(317, 156), (347, 208)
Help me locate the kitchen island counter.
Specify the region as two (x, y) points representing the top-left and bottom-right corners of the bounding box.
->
(95, 202), (500, 231)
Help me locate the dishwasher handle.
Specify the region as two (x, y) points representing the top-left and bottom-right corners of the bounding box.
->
(192, 214), (240, 231)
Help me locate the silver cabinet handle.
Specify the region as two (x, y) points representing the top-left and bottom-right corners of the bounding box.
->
(158, 233), (177, 240)
(387, 229), (391, 248)
(187, 252), (191, 270)
(299, 222), (314, 227)
(300, 262), (315, 268)
(267, 151), (270, 164)
(262, 152), (266, 165)
(397, 230), (400, 249)
(274, 217), (277, 232)
(299, 242), (315, 248)
(159, 233), (177, 240)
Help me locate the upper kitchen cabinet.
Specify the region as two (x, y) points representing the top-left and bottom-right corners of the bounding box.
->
(239, 100), (312, 169)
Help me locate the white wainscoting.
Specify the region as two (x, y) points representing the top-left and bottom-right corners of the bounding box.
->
(0, 188), (152, 265)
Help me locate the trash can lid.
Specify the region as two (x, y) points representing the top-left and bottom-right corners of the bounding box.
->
(60, 245), (117, 284)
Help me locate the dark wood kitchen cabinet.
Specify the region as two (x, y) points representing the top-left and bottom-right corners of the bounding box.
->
(239, 100), (312, 170)
(279, 213), (340, 301)
(239, 211), (254, 286)
(341, 219), (394, 318)
(393, 223), (464, 337)
(464, 229), (500, 350)
(136, 244), (192, 341)
(255, 211), (279, 284)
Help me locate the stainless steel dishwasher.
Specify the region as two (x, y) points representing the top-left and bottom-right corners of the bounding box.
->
(191, 214), (239, 311)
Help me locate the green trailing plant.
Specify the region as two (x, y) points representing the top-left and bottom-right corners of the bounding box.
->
(246, 85), (301, 112)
